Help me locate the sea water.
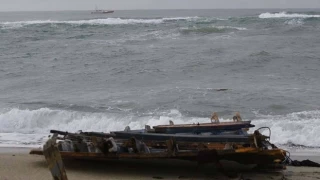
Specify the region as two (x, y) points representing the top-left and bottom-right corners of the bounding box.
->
(0, 9), (320, 151)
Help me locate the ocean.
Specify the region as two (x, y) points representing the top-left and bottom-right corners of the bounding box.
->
(0, 9), (320, 151)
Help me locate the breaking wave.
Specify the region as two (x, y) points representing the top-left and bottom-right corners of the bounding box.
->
(180, 25), (247, 34)
(285, 19), (304, 25)
(162, 16), (200, 21)
(0, 108), (208, 146)
(1, 108), (320, 149)
(0, 17), (206, 29)
(251, 110), (320, 147)
(0, 108), (208, 134)
(0, 16), (231, 29)
(259, 12), (320, 19)
(0, 18), (163, 29)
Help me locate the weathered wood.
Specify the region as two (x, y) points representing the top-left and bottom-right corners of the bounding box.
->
(31, 147), (286, 165)
(30, 128), (286, 169)
(112, 131), (250, 143)
(30, 143), (243, 155)
(43, 134), (68, 180)
(166, 138), (177, 156)
(50, 130), (115, 138)
(152, 121), (255, 134)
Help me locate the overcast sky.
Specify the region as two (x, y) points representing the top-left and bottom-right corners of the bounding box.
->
(0, 0), (319, 11)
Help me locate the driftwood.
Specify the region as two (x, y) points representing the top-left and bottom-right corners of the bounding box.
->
(43, 133), (68, 180)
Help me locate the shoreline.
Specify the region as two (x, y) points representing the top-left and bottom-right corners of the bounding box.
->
(0, 147), (34, 154)
(2, 146), (320, 163)
(0, 147), (320, 180)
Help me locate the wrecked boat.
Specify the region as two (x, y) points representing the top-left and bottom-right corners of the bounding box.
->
(30, 124), (286, 164)
(29, 113), (289, 179)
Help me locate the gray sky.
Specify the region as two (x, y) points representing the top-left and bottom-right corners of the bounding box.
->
(0, 0), (319, 11)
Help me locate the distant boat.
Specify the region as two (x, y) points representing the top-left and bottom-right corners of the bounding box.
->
(91, 6), (114, 14)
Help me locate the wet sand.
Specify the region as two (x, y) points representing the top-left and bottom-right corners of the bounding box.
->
(0, 147), (319, 180)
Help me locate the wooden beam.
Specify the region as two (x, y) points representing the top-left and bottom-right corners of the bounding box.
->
(42, 134), (68, 180)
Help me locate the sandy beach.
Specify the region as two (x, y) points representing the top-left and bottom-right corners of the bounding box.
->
(0, 147), (319, 180)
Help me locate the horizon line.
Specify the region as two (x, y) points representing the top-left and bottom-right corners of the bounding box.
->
(0, 7), (319, 13)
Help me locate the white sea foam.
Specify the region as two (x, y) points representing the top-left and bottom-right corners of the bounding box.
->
(0, 17), (205, 29)
(162, 16), (199, 21)
(0, 108), (208, 146)
(90, 29), (180, 46)
(0, 18), (163, 29)
(0, 108), (208, 133)
(215, 25), (247, 31)
(250, 110), (320, 147)
(180, 25), (247, 33)
(163, 16), (226, 22)
(259, 12), (320, 19)
(0, 16), (228, 29)
(285, 19), (304, 25)
(1, 108), (319, 149)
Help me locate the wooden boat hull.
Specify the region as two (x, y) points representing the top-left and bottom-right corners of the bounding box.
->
(111, 131), (250, 143)
(153, 121), (254, 134)
(31, 127), (286, 172)
(30, 148), (285, 165)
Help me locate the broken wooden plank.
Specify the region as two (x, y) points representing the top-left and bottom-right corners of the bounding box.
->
(43, 133), (68, 180)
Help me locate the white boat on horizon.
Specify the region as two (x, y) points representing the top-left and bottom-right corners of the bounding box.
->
(91, 6), (114, 14)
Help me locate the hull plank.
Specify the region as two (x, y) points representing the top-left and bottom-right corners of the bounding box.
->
(42, 134), (68, 180)
(111, 131), (250, 143)
(153, 121), (254, 134)
(30, 148), (285, 165)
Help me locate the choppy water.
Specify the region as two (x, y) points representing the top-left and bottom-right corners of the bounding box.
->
(0, 9), (320, 150)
